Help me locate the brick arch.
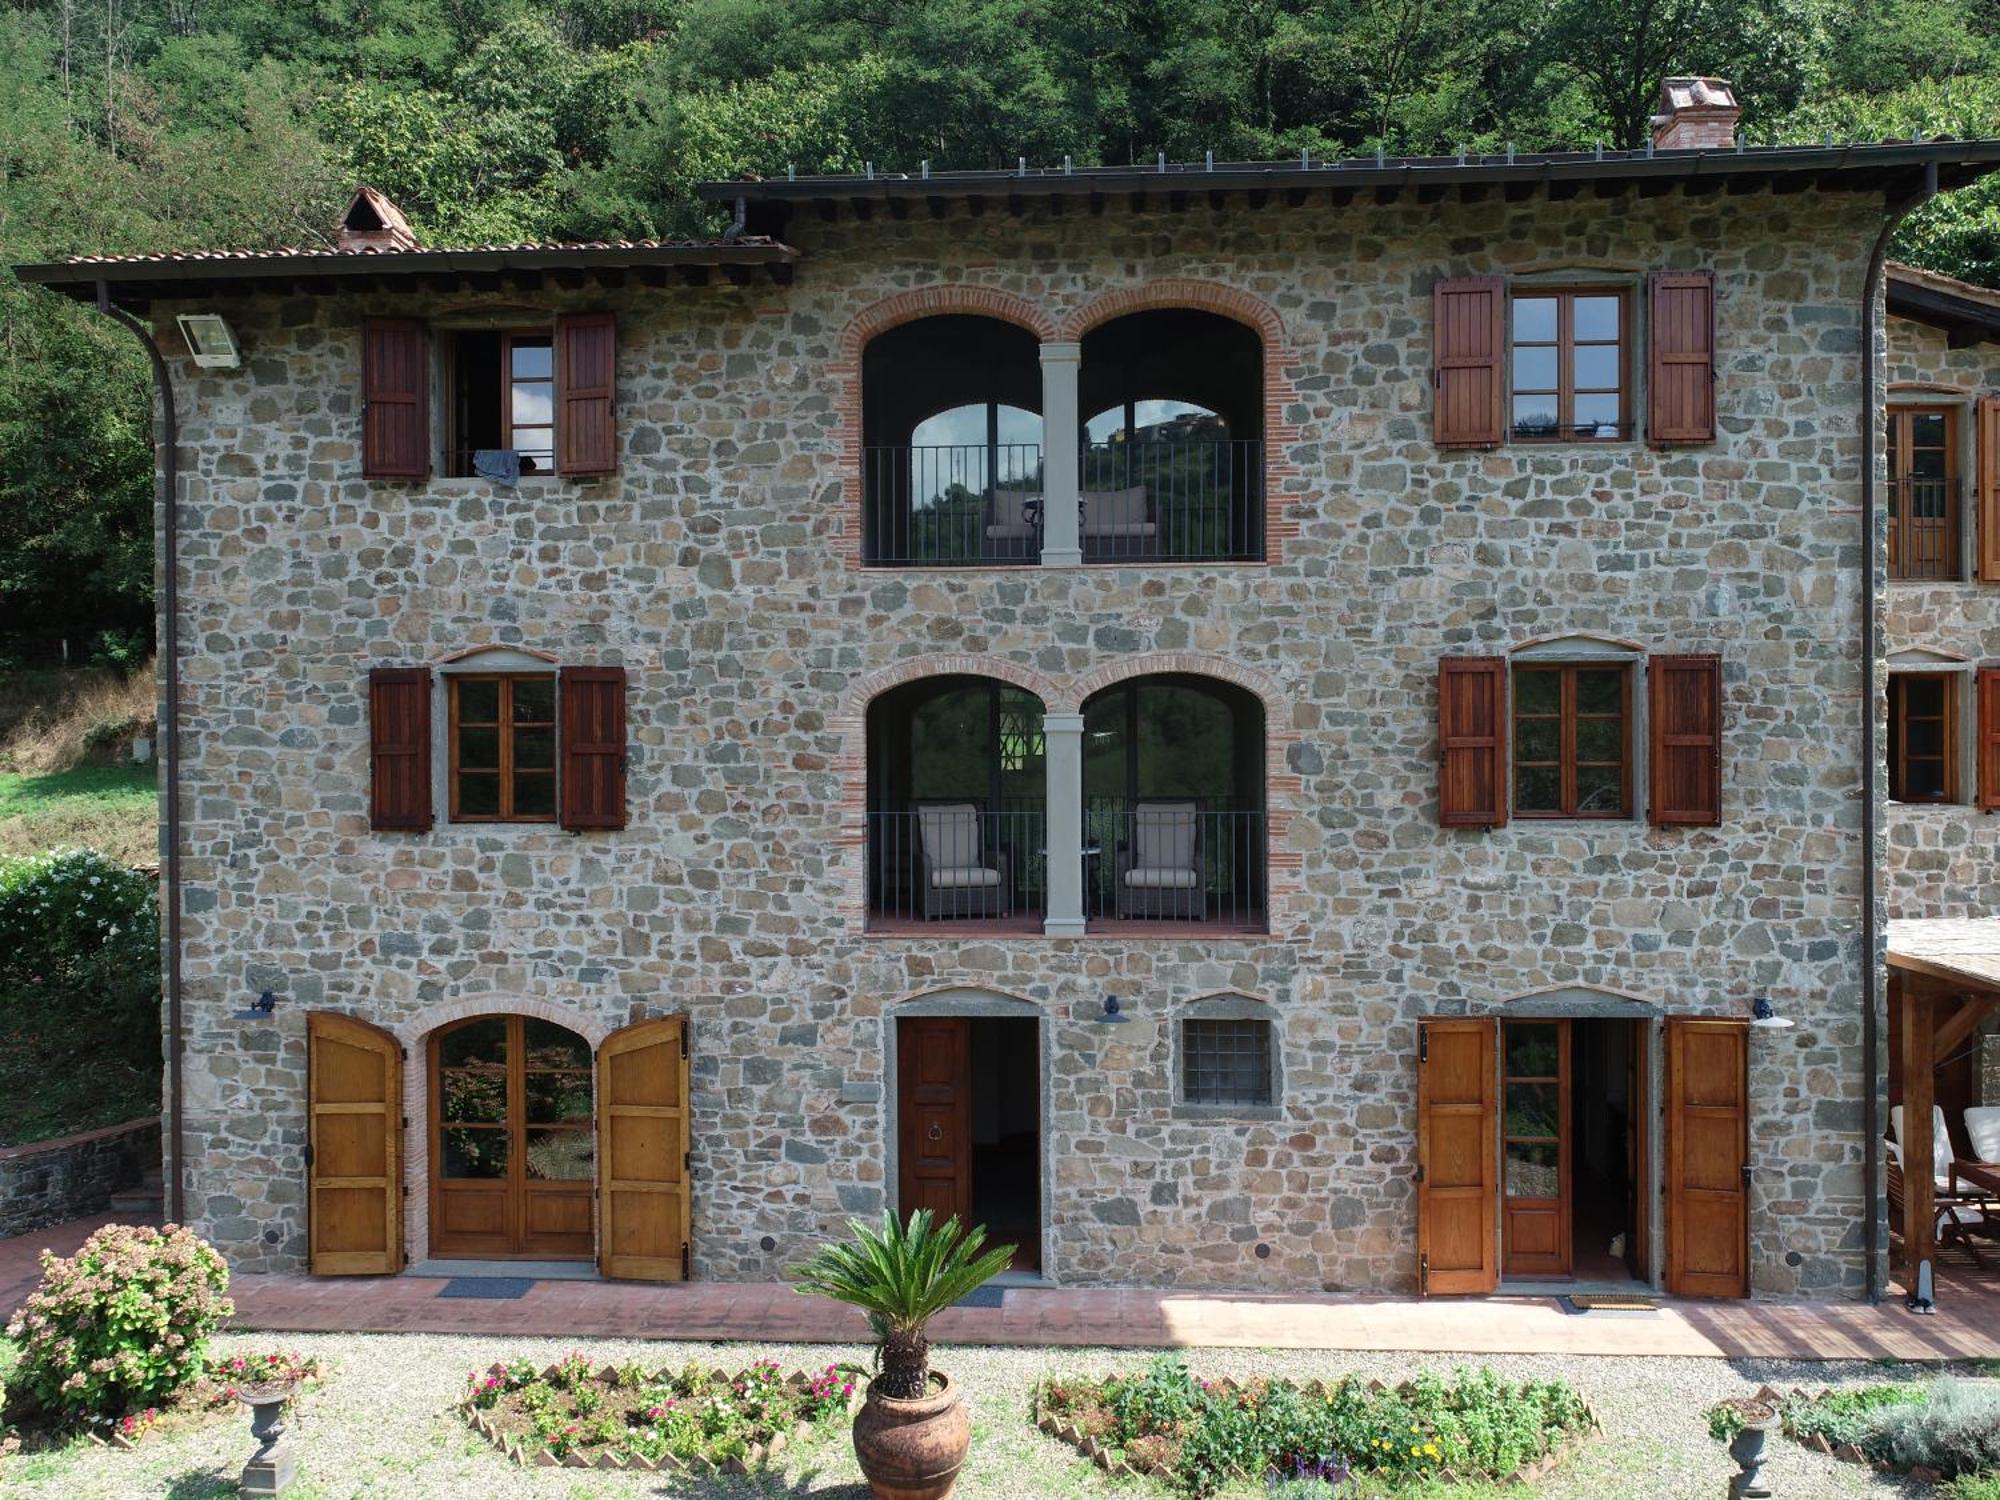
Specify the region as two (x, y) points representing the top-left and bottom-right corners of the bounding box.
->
(1059, 279), (1288, 346)
(1067, 653), (1286, 718)
(840, 654), (1061, 722)
(886, 983), (1044, 1012)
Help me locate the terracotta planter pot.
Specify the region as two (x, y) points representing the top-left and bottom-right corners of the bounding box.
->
(852, 1371), (970, 1500)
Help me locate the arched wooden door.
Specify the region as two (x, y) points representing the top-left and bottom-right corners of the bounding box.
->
(597, 1015), (692, 1281)
(429, 1015), (595, 1260)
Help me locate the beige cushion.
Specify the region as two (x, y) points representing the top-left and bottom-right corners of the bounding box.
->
(1124, 868), (1201, 890)
(987, 490), (1040, 540)
(1082, 485), (1153, 537)
(1967, 1106), (2000, 1165)
(929, 866), (1002, 889)
(1131, 801), (1198, 872)
(1892, 1104), (1955, 1184)
(918, 803), (982, 868)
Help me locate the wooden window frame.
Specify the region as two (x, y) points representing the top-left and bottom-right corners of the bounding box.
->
(1889, 671), (1961, 806)
(448, 673), (558, 823)
(1887, 404), (1962, 583)
(1509, 286), (1631, 445)
(1512, 662), (1634, 819)
(444, 326), (557, 479)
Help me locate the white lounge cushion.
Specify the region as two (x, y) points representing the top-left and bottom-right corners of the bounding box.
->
(1123, 868), (1201, 890)
(928, 866), (1001, 890)
(917, 803), (983, 869)
(1132, 801), (1198, 872)
(1082, 520), (1158, 539)
(1892, 1103), (1954, 1183)
(1884, 1137), (1953, 1191)
(1082, 485), (1150, 537)
(1967, 1106), (2000, 1165)
(985, 522), (1038, 540)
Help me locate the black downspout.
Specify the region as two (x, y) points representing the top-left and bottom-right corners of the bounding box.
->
(96, 283), (184, 1226)
(1860, 163), (1935, 1303)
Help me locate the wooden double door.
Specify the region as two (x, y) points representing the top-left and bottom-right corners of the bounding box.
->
(1416, 1015), (1749, 1298)
(305, 1011), (693, 1279)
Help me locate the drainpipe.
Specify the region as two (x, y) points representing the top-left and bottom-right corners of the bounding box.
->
(1860, 163), (1934, 1302)
(96, 282), (185, 1225)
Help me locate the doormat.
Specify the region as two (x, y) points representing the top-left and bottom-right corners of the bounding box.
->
(954, 1286), (1006, 1309)
(439, 1277), (538, 1300)
(1559, 1294), (1659, 1314)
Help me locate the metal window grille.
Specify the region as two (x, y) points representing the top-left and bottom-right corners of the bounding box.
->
(1182, 1019), (1272, 1107)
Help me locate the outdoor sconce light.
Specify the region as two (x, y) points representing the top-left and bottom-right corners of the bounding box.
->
(1749, 998), (1795, 1031)
(1096, 995), (1133, 1026)
(175, 313), (241, 369)
(232, 989), (279, 1022)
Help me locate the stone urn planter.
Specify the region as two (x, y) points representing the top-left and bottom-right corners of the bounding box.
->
(1707, 1395), (1778, 1500)
(235, 1378), (301, 1498)
(852, 1370), (972, 1500)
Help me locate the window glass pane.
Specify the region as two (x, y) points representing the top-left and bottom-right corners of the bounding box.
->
(1904, 677), (1945, 715)
(1572, 393), (1621, 437)
(525, 1072), (593, 1124)
(442, 1126), (508, 1179)
(1908, 412), (1948, 448)
(1514, 670), (1560, 715)
(512, 428), (554, 462)
(1505, 1023), (1559, 1077)
(1182, 1019), (1272, 1107)
(458, 726), (499, 770)
(1576, 670), (1624, 714)
(511, 384), (553, 426)
(1515, 717), (1560, 763)
(1576, 764), (1625, 814)
(1573, 296), (1620, 341)
(1506, 1140), (1560, 1198)
(439, 1069), (507, 1123)
(513, 677), (554, 722)
(1512, 345), (1558, 391)
(1515, 764), (1560, 811)
(525, 1128), (594, 1181)
(515, 726), (555, 771)
(1506, 1081), (1560, 1137)
(524, 1020), (590, 1070)
(513, 773), (555, 818)
(1904, 760), (1948, 800)
(1572, 345), (1620, 390)
(439, 1018), (508, 1069)
(458, 773), (501, 817)
(511, 339), (553, 378)
(1512, 395), (1559, 437)
(1575, 717), (1623, 762)
(1905, 719), (1944, 758)
(456, 679), (499, 723)
(1513, 297), (1557, 342)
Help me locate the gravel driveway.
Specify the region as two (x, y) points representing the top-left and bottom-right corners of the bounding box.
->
(2, 1333), (1975, 1498)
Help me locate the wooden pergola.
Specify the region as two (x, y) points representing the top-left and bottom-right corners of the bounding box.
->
(1887, 918), (2000, 1308)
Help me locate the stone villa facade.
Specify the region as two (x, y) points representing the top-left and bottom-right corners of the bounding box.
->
(20, 90), (2000, 1299)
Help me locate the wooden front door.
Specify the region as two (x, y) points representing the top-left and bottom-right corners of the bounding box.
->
(1501, 1019), (1571, 1278)
(430, 1015), (595, 1261)
(1665, 1017), (1750, 1298)
(597, 1016), (692, 1281)
(307, 1012), (404, 1275)
(1416, 1017), (1497, 1294)
(898, 1018), (971, 1221)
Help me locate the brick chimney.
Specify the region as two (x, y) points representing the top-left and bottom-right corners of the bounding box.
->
(1650, 77), (1741, 151)
(334, 185), (419, 253)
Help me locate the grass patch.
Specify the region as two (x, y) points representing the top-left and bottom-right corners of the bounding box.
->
(0, 765), (156, 865)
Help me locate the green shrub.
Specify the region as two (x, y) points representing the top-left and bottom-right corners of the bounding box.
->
(0, 847), (158, 991)
(3, 1223), (234, 1423)
(1942, 1472), (2000, 1500)
(1782, 1383), (1925, 1448)
(1866, 1380), (2000, 1478)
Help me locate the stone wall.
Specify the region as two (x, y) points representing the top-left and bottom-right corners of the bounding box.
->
(0, 1117), (159, 1238)
(157, 187), (1878, 1295)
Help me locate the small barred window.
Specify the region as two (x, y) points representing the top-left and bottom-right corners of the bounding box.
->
(1182, 1018), (1273, 1107)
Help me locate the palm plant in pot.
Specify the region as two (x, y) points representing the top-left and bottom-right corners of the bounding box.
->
(794, 1209), (1015, 1500)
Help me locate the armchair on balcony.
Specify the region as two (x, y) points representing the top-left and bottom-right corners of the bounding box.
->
(1081, 484), (1157, 559)
(1116, 800), (1203, 920)
(914, 801), (1011, 920)
(984, 489), (1041, 559)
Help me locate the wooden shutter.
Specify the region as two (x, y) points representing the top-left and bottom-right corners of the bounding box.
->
(1664, 1017), (1749, 1299)
(1978, 396), (2000, 582)
(362, 317), (429, 478)
(307, 1012), (404, 1276)
(1648, 654), (1722, 826)
(560, 665), (627, 830)
(368, 667), (432, 831)
(1980, 668), (2000, 811)
(1432, 277), (1505, 447)
(597, 1015), (692, 1280)
(1438, 656), (1507, 828)
(897, 1017), (972, 1223)
(1416, 1017), (1497, 1295)
(1648, 271), (1716, 444)
(556, 312), (617, 475)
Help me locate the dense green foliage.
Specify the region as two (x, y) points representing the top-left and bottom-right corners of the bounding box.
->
(2, 0), (1999, 642)
(1784, 1380), (2000, 1479)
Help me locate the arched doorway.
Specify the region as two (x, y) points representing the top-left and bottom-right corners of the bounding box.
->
(429, 1014), (595, 1260)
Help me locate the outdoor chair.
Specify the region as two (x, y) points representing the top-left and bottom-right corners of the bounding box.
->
(1891, 1103), (1956, 1190)
(984, 489), (1041, 558)
(1081, 484), (1157, 559)
(1966, 1106), (2000, 1165)
(1888, 1154), (1994, 1270)
(914, 800), (1010, 921)
(1116, 800), (1203, 920)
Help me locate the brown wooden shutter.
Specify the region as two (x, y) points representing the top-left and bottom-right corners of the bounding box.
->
(556, 312), (617, 475)
(1648, 654), (1722, 826)
(1438, 656), (1507, 827)
(598, 1015), (691, 1280)
(1664, 1017), (1749, 1299)
(362, 317), (429, 478)
(560, 665), (627, 830)
(1648, 271), (1716, 444)
(1980, 668), (2000, 811)
(307, 1012), (404, 1275)
(1416, 1017), (1497, 1295)
(1977, 396), (2000, 582)
(368, 667), (432, 831)
(1432, 277), (1505, 447)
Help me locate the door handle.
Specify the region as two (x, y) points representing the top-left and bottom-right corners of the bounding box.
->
(1740, 1163), (1752, 1187)
(927, 1123), (943, 1142)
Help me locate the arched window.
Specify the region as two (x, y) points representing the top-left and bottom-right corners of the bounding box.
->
(863, 317), (1045, 566)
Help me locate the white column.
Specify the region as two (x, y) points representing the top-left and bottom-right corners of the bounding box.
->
(1042, 711), (1086, 936)
(1038, 342), (1082, 567)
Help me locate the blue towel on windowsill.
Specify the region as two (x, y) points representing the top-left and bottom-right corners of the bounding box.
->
(472, 448), (521, 487)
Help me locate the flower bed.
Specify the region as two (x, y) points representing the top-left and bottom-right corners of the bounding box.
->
(460, 1353), (864, 1472)
(1033, 1356), (1594, 1496)
(1780, 1379), (2000, 1485)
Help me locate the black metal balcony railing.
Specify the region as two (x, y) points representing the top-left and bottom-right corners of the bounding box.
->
(1079, 438), (1264, 562)
(1888, 478), (1962, 581)
(866, 806), (1047, 925)
(1083, 802), (1267, 929)
(863, 444), (1045, 566)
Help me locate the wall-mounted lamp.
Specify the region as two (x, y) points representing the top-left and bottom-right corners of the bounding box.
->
(1749, 997), (1794, 1031)
(1096, 995), (1133, 1026)
(232, 989), (278, 1021)
(176, 313), (241, 369)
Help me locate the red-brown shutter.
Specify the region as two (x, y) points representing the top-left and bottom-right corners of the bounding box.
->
(1648, 654), (1722, 826)
(368, 667), (432, 831)
(1438, 656), (1507, 828)
(1980, 667), (2000, 811)
(561, 665), (627, 830)
(1432, 277), (1505, 447)
(1976, 396), (2000, 583)
(361, 318), (430, 479)
(1648, 271), (1716, 444)
(556, 312), (617, 476)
